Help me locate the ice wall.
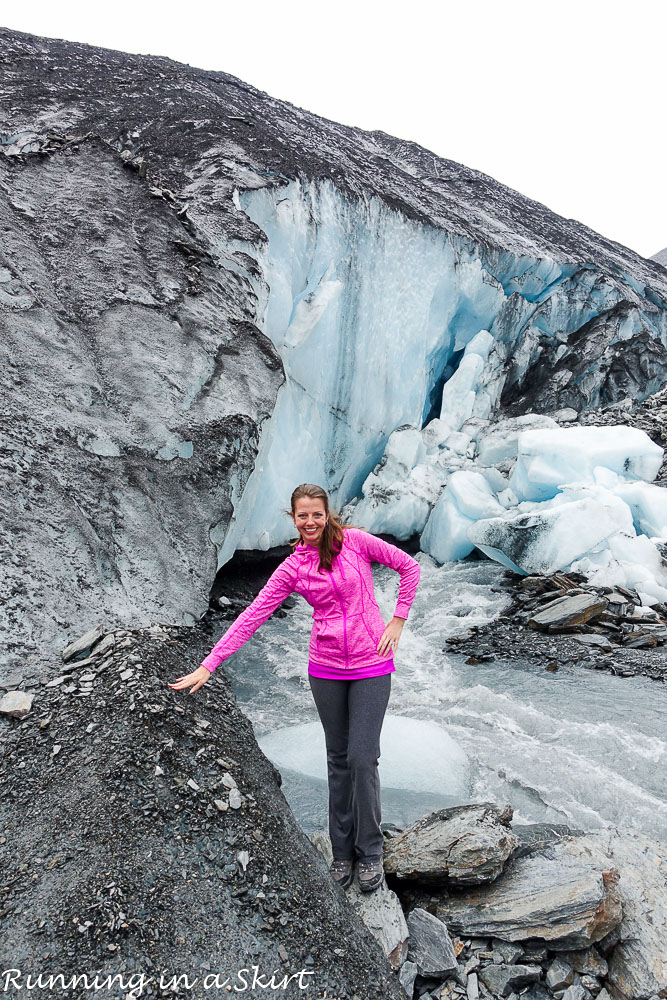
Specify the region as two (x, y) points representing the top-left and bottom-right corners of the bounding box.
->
(231, 178), (504, 548)
(231, 176), (667, 553)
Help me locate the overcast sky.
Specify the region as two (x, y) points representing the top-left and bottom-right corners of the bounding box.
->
(5, 1), (665, 259)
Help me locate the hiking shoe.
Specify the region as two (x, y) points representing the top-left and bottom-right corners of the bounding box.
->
(329, 857), (354, 890)
(357, 856), (384, 892)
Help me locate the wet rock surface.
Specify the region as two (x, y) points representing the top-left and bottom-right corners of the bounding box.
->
(382, 823), (666, 1000)
(446, 567), (667, 682)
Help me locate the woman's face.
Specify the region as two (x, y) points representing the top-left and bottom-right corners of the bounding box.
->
(292, 497), (327, 546)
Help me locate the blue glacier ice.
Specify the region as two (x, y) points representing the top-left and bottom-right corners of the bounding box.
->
(216, 176), (667, 605)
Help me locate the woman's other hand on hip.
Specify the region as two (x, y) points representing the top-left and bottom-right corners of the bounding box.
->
(377, 617), (405, 656)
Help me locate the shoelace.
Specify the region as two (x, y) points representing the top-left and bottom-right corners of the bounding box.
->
(357, 860), (383, 874)
(330, 859), (352, 874)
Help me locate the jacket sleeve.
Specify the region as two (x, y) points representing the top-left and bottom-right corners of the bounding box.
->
(201, 559), (297, 673)
(354, 528), (421, 620)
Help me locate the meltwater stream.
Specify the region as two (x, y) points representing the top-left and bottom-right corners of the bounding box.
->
(218, 554), (667, 845)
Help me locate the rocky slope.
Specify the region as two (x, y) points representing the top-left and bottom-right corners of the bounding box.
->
(0, 624), (406, 1000)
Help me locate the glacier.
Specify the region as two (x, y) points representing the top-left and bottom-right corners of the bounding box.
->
(230, 177), (667, 561)
(217, 178), (667, 606)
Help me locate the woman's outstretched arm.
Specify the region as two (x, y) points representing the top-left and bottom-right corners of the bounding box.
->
(200, 558), (297, 673)
(168, 558), (297, 693)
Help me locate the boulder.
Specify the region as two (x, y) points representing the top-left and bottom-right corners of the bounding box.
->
(0, 690), (34, 718)
(61, 624), (106, 662)
(383, 802), (518, 887)
(526, 593), (608, 631)
(405, 907), (458, 978)
(478, 963), (541, 997)
(435, 834), (622, 948)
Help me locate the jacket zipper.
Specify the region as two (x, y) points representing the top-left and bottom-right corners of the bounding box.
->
(328, 564), (348, 668)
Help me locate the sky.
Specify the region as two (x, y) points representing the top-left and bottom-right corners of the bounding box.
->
(4, 0), (665, 259)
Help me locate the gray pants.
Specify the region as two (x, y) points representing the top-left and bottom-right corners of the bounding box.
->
(308, 673), (391, 862)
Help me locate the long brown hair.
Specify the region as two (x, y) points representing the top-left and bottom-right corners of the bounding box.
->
(285, 483), (364, 573)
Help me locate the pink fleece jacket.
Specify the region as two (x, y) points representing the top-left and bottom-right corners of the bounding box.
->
(201, 526), (421, 678)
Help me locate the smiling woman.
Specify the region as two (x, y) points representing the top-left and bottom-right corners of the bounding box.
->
(295, 499), (326, 543)
(168, 481), (421, 892)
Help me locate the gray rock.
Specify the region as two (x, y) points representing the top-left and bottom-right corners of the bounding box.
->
(521, 943), (549, 963)
(0, 690), (34, 718)
(59, 652), (98, 674)
(561, 986), (587, 1000)
(348, 878), (409, 970)
(559, 946), (608, 977)
(492, 939), (524, 964)
(91, 634), (115, 659)
(595, 923), (622, 955)
(462, 954), (480, 974)
(572, 634), (613, 651)
(580, 975), (602, 992)
(478, 963), (541, 997)
(311, 831), (409, 969)
(399, 959), (418, 996)
(603, 833), (667, 998)
(622, 630), (660, 649)
(436, 835), (622, 947)
(61, 624), (106, 662)
(553, 408), (579, 423)
(476, 829), (667, 999)
(526, 593), (608, 632)
(384, 802), (518, 887)
(0, 671), (23, 690)
(546, 955), (575, 990)
(406, 907), (458, 978)
(520, 986), (551, 1000)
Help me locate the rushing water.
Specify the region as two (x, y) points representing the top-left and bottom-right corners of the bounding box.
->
(217, 553), (667, 845)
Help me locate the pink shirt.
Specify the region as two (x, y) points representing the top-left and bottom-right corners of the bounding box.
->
(307, 658), (395, 680)
(201, 526), (420, 678)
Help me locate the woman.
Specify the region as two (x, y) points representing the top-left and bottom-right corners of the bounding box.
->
(169, 483), (421, 893)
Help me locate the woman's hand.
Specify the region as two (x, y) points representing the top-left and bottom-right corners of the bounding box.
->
(377, 617), (405, 656)
(168, 666), (212, 694)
